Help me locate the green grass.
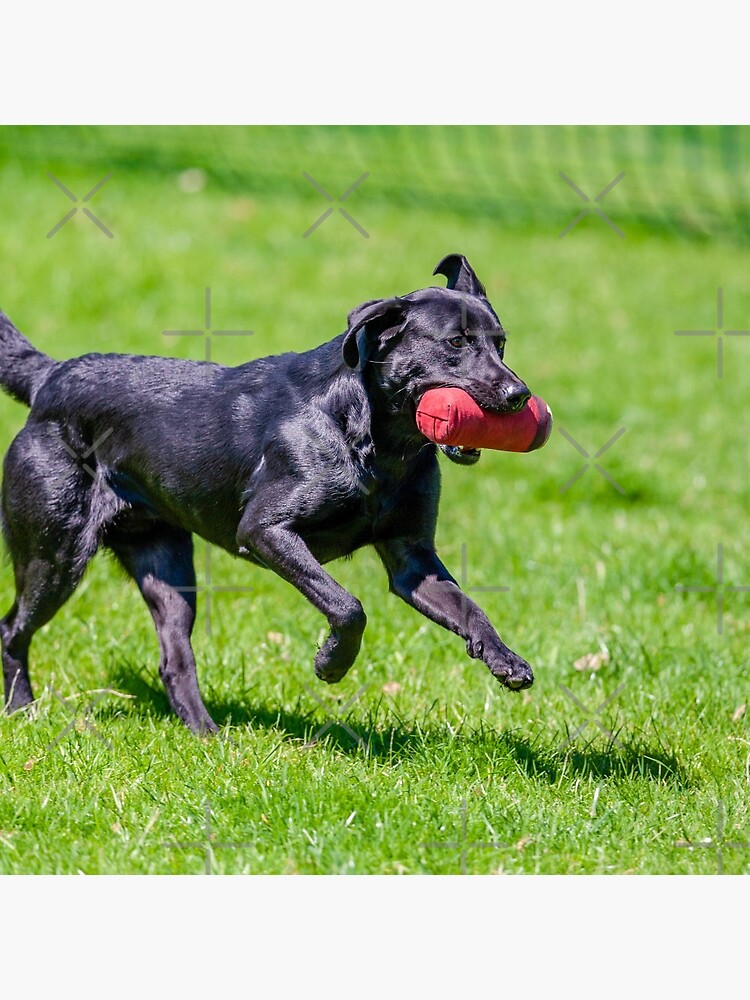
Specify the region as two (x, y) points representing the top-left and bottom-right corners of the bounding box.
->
(1, 129), (750, 874)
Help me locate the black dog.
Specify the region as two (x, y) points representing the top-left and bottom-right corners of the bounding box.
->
(0, 254), (535, 734)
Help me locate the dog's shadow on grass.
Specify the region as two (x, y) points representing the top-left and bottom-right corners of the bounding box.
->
(497, 731), (688, 786)
(106, 664), (420, 757)
(106, 664), (688, 782)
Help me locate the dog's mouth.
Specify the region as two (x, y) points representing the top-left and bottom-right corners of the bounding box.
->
(439, 444), (482, 466)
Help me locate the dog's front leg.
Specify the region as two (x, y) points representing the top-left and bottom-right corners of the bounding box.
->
(237, 515), (366, 683)
(376, 539), (533, 690)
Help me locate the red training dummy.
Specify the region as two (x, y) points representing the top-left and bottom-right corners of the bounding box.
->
(416, 388), (552, 453)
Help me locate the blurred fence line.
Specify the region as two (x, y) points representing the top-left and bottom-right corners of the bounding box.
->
(2, 125), (749, 241)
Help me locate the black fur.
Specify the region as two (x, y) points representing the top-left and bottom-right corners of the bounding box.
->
(0, 254), (535, 734)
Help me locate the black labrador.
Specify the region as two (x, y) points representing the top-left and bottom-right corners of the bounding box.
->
(0, 254), (535, 734)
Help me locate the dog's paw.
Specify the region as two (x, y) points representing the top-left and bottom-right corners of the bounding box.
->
(314, 632), (360, 684)
(488, 651), (534, 691)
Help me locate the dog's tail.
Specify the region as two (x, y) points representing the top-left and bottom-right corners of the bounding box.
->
(0, 311), (55, 407)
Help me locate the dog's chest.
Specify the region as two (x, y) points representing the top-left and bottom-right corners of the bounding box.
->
(298, 473), (427, 564)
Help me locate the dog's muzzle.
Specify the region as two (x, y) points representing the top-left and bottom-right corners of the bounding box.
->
(439, 444), (481, 466)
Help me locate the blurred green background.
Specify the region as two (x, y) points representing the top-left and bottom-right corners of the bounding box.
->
(1, 126), (750, 874)
(6, 125), (750, 237)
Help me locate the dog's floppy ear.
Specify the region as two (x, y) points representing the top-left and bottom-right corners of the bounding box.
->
(342, 296), (406, 370)
(433, 254), (487, 298)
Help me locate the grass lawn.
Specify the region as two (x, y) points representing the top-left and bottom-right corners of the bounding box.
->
(1, 129), (750, 874)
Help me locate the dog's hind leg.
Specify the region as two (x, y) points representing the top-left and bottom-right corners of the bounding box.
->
(1, 557), (87, 713)
(1, 424), (99, 713)
(106, 525), (218, 735)
(0, 598), (34, 712)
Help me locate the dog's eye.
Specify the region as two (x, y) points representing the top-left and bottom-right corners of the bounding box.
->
(448, 335), (464, 349)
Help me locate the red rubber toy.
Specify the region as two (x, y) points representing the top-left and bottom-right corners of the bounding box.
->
(416, 388), (552, 453)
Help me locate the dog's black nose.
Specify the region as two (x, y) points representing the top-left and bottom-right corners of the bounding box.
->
(505, 385), (531, 412)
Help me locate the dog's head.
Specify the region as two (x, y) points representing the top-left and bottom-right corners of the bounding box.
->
(342, 254), (530, 465)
